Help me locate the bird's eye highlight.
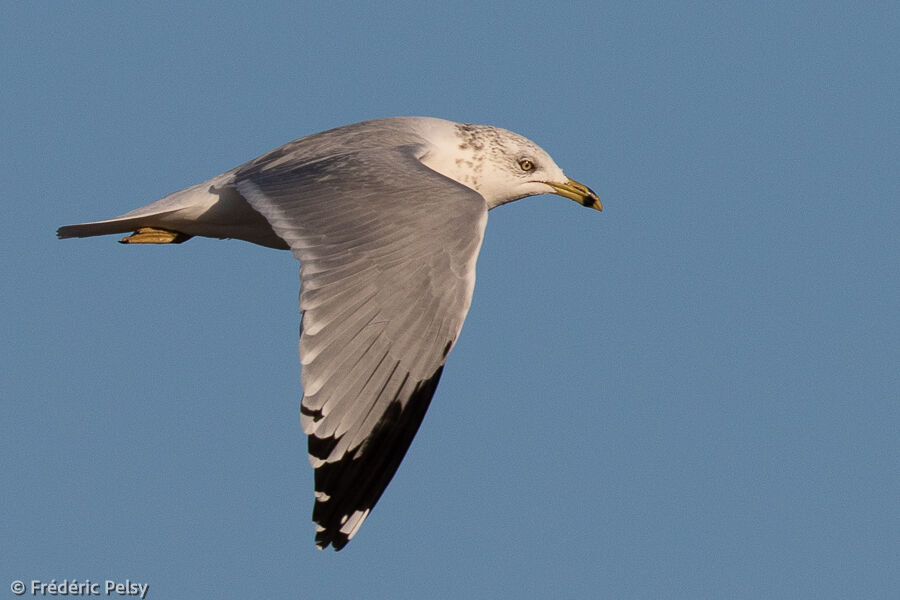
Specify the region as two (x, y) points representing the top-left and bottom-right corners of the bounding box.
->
(518, 158), (535, 172)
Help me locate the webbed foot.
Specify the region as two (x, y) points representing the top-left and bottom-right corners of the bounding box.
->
(119, 227), (192, 244)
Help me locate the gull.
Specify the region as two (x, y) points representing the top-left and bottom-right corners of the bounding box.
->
(57, 116), (602, 550)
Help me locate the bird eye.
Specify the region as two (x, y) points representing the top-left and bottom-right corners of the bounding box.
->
(518, 158), (535, 172)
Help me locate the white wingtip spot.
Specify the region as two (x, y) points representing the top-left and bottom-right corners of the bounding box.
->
(339, 509), (371, 540)
(314, 490), (331, 502)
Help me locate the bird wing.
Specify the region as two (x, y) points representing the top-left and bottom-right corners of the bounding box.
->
(234, 146), (488, 549)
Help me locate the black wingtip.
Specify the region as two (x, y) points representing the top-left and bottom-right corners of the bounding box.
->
(310, 366), (445, 550)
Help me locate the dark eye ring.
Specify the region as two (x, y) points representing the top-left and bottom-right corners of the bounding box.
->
(518, 158), (535, 171)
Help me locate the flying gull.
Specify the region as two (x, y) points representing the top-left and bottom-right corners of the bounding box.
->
(57, 116), (602, 550)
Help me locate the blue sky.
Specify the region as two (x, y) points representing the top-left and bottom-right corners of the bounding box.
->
(2, 2), (898, 598)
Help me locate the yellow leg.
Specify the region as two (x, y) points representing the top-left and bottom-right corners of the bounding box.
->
(119, 227), (192, 244)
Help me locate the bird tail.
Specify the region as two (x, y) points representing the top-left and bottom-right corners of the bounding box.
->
(56, 211), (182, 240)
(56, 178), (289, 249)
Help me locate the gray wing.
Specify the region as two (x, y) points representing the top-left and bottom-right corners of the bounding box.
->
(234, 146), (488, 550)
